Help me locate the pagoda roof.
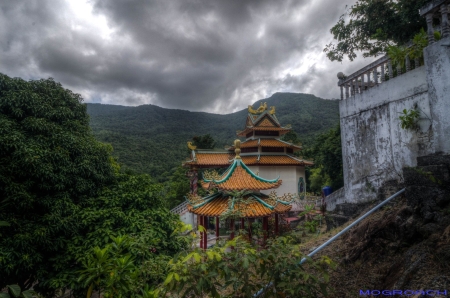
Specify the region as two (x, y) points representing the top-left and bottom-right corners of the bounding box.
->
(183, 151), (313, 167)
(183, 150), (233, 168)
(242, 155), (313, 166)
(237, 103), (291, 136)
(228, 138), (302, 150)
(186, 192), (292, 218)
(203, 158), (282, 191)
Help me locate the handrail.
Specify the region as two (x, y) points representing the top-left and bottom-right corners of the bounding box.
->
(170, 201), (188, 215)
(338, 55), (389, 87)
(253, 188), (406, 297)
(337, 41), (422, 100)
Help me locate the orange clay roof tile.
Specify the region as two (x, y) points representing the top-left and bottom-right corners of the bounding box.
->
(184, 153), (313, 166)
(183, 153), (233, 166)
(250, 155), (313, 166)
(211, 165), (282, 191)
(187, 195), (292, 217)
(230, 139), (301, 149)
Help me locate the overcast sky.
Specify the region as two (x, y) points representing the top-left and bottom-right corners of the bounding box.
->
(0, 0), (371, 114)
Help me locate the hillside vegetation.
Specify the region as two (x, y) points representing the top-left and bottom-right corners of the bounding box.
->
(87, 93), (339, 180)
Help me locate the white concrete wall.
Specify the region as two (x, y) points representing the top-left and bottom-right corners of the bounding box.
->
(248, 165), (305, 196)
(424, 36), (450, 155)
(179, 212), (197, 228)
(340, 66), (433, 203)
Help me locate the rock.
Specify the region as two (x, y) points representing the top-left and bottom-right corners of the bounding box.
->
(418, 223), (440, 237)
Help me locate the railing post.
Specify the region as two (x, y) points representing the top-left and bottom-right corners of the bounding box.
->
(350, 80), (355, 96)
(380, 63), (385, 82)
(340, 86), (344, 100)
(426, 13), (436, 44)
(366, 72), (371, 88)
(361, 73), (365, 92)
(345, 84), (349, 99)
(388, 60), (393, 79)
(397, 63), (402, 75)
(441, 4), (450, 38)
(373, 67), (378, 84)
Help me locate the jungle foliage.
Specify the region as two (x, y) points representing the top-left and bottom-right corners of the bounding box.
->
(87, 93), (340, 180)
(149, 229), (336, 298)
(303, 124), (343, 192)
(0, 74), (184, 295)
(324, 0), (429, 61)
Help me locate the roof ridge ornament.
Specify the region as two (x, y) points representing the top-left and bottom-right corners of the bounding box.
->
(234, 139), (241, 159)
(269, 106), (276, 114)
(187, 142), (197, 150)
(248, 102), (268, 114)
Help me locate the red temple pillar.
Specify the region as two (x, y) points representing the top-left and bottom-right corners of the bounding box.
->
(189, 168), (198, 195)
(275, 214), (279, 236)
(215, 217), (219, 238)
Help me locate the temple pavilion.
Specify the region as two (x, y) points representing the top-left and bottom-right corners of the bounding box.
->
(182, 102), (314, 249)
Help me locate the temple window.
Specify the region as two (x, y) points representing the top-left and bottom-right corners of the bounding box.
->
(241, 147), (258, 153)
(255, 131), (279, 137)
(261, 147), (284, 153)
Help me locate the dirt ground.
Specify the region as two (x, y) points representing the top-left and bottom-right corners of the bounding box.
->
(297, 197), (450, 298)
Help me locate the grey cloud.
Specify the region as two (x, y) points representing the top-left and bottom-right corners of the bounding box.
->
(1, 0), (363, 113)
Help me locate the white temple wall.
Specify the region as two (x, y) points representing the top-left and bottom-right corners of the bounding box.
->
(340, 66), (433, 204)
(248, 165), (305, 196)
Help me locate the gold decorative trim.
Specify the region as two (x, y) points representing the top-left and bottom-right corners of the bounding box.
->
(248, 102), (268, 114)
(234, 139), (241, 159)
(203, 170), (221, 181)
(187, 141), (197, 150)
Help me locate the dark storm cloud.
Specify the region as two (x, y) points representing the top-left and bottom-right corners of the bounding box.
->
(0, 0), (363, 113)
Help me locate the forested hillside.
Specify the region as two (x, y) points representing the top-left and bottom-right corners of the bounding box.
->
(87, 92), (339, 180)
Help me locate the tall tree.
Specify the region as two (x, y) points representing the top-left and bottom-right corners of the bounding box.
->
(0, 74), (116, 289)
(192, 134), (216, 149)
(0, 74), (185, 295)
(324, 0), (429, 62)
(304, 124), (343, 191)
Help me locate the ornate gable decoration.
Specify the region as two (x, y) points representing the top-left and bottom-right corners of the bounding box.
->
(246, 117), (253, 127)
(258, 117), (276, 127)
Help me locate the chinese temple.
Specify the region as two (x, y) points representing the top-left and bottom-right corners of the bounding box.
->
(182, 102), (314, 249)
(184, 102), (313, 196)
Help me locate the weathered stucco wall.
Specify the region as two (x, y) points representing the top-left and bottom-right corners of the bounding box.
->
(340, 66), (434, 203)
(424, 36), (450, 154)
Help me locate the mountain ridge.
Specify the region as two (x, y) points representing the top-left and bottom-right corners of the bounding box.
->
(87, 92), (339, 180)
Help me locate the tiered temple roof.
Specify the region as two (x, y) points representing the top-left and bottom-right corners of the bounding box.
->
(183, 102), (313, 168)
(186, 140), (294, 218)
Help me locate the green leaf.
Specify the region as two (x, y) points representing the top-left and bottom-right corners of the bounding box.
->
(164, 272), (173, 285)
(21, 291), (35, 298)
(7, 285), (21, 297)
(193, 253), (201, 263)
(0, 293), (11, 298)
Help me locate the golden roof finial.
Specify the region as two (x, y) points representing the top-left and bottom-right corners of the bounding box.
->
(269, 106), (276, 114)
(248, 102), (268, 114)
(187, 141), (197, 150)
(234, 139), (241, 159)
